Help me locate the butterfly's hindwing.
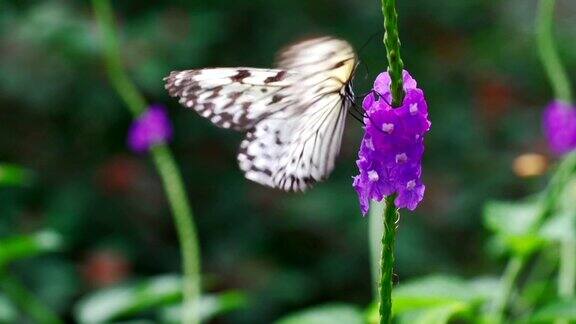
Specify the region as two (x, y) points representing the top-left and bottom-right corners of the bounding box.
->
(165, 36), (357, 191)
(237, 77), (352, 192)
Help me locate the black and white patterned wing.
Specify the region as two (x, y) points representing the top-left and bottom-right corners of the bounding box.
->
(238, 91), (351, 191)
(237, 37), (357, 191)
(276, 36), (356, 76)
(164, 68), (298, 131)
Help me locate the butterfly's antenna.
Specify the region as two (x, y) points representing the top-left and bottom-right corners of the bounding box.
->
(355, 90), (373, 99)
(355, 30), (383, 78)
(358, 30), (384, 57)
(351, 102), (366, 118)
(349, 110), (365, 125)
(348, 101), (366, 125)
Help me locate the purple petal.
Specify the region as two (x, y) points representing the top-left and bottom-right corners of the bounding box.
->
(128, 104), (173, 153)
(543, 100), (576, 156)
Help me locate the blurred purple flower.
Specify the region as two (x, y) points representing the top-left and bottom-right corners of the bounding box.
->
(128, 104), (173, 153)
(543, 100), (576, 156)
(353, 70), (431, 215)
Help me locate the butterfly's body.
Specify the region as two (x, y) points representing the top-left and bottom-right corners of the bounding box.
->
(165, 36), (357, 191)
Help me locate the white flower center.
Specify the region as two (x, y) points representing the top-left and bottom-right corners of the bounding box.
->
(396, 153), (408, 163)
(409, 103), (418, 115)
(368, 170), (379, 182)
(382, 123), (394, 134)
(406, 180), (416, 190)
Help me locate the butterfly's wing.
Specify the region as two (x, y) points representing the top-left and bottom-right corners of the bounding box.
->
(164, 68), (298, 131)
(238, 89), (351, 191)
(276, 36), (356, 77)
(238, 37), (357, 191)
(165, 36), (356, 192)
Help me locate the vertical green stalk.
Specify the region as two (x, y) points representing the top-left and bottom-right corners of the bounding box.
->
(490, 256), (526, 324)
(536, 0), (573, 104)
(91, 0), (146, 116)
(378, 196), (399, 324)
(382, 0), (405, 107)
(151, 145), (202, 322)
(0, 271), (63, 324)
(369, 201), (384, 300)
(91, 1), (201, 323)
(558, 239), (576, 297)
(375, 1), (405, 323)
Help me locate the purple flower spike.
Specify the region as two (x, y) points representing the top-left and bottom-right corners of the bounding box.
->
(543, 100), (576, 156)
(128, 104), (173, 153)
(353, 70), (431, 215)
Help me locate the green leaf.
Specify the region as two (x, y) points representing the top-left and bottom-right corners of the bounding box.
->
(484, 200), (540, 236)
(74, 275), (246, 323)
(0, 230), (63, 267)
(392, 275), (498, 315)
(483, 200), (544, 255)
(74, 275), (181, 323)
(557, 177), (576, 211)
(0, 164), (33, 186)
(0, 294), (17, 322)
(539, 209), (576, 242)
(275, 304), (364, 324)
(398, 302), (468, 324)
(531, 298), (576, 322)
(159, 291), (247, 323)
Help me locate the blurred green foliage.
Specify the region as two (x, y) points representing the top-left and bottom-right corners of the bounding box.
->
(1, 0), (576, 323)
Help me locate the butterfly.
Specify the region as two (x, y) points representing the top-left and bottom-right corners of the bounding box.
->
(164, 36), (357, 192)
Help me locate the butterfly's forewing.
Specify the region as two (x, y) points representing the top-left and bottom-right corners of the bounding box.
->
(165, 36), (356, 191)
(165, 68), (298, 130)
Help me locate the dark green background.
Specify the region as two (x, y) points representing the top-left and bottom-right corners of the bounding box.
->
(1, 0), (575, 322)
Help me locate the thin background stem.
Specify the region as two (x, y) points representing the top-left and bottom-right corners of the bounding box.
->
(491, 256), (526, 324)
(558, 239), (576, 297)
(91, 1), (202, 323)
(536, 0), (573, 104)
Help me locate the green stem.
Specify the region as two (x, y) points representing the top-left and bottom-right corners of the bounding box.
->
(491, 256), (526, 324)
(382, 0), (405, 107)
(555, 240), (575, 324)
(378, 196), (399, 324)
(369, 201), (385, 300)
(151, 145), (202, 321)
(534, 151), (576, 229)
(536, 0), (573, 104)
(0, 271), (63, 324)
(558, 239), (576, 297)
(552, 157), (576, 324)
(91, 0), (147, 115)
(375, 1), (405, 322)
(91, 1), (202, 323)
